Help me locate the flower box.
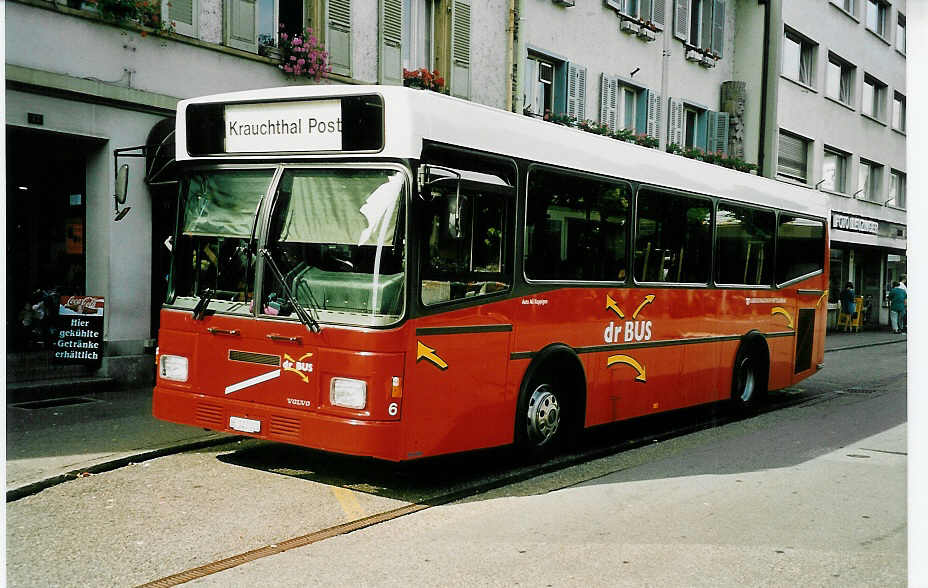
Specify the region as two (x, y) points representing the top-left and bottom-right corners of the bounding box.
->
(699, 55), (717, 68)
(685, 48), (703, 62)
(636, 27), (657, 42)
(620, 20), (640, 34)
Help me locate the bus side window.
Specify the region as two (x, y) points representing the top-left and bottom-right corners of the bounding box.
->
(775, 215), (825, 284)
(524, 168), (630, 282)
(634, 188), (711, 284)
(421, 189), (511, 306)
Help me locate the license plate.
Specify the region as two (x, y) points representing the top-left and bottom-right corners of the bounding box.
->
(229, 416), (261, 433)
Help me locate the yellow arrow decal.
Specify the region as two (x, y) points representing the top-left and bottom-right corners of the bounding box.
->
(632, 294), (656, 319)
(606, 295), (625, 318)
(282, 352), (314, 383)
(817, 290), (829, 307)
(606, 355), (647, 382)
(771, 307), (794, 329)
(416, 341), (448, 370)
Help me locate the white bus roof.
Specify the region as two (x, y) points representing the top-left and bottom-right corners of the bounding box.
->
(176, 85), (828, 219)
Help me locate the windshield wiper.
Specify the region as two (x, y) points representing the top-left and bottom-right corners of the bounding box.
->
(260, 248), (321, 333)
(192, 288), (214, 320)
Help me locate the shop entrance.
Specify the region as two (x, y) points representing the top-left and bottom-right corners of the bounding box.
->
(6, 126), (99, 351)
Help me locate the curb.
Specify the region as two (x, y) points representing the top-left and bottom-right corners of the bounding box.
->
(6, 435), (243, 503)
(825, 337), (906, 353)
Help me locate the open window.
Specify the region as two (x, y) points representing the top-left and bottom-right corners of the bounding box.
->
(419, 166), (513, 306)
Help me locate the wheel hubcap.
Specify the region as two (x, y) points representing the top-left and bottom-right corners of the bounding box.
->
(526, 384), (560, 445)
(738, 357), (755, 403)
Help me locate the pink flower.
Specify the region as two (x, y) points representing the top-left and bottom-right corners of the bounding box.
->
(293, 37), (302, 46)
(280, 32), (288, 40)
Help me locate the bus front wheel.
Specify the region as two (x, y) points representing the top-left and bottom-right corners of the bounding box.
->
(516, 370), (568, 453)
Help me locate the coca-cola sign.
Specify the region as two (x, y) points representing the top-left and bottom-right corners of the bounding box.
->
(55, 296), (104, 366)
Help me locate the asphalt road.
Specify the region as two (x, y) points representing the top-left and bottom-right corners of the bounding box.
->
(6, 342), (907, 587)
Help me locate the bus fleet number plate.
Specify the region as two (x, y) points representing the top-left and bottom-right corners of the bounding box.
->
(229, 416), (261, 433)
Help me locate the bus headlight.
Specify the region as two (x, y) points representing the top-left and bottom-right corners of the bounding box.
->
(159, 355), (189, 382)
(330, 378), (367, 409)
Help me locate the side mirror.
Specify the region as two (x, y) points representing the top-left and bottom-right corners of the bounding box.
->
(114, 164), (131, 221)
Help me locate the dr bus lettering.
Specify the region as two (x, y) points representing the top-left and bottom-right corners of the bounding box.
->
(603, 320), (653, 343)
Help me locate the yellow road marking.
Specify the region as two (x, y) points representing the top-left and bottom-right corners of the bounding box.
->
(331, 486), (366, 521)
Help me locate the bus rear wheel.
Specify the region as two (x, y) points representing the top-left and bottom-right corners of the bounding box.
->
(731, 345), (767, 410)
(526, 383), (561, 446)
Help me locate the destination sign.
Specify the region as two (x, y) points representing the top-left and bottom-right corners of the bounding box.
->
(225, 100), (342, 153)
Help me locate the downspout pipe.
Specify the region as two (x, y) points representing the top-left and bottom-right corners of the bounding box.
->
(514, 0), (526, 114)
(658, 0), (671, 152)
(506, 0), (516, 111)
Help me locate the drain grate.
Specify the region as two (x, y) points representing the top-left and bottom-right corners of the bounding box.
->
(11, 397), (98, 410)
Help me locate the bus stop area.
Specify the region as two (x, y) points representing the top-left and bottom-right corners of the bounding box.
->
(5, 329), (906, 501)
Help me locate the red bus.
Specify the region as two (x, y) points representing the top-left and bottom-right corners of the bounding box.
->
(153, 86), (829, 461)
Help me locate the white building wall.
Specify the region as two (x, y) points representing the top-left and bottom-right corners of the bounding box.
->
(524, 0), (735, 135)
(777, 0), (906, 243)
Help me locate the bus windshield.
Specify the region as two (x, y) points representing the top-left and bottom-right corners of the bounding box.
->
(170, 167), (406, 327)
(260, 168), (406, 327)
(172, 169), (275, 314)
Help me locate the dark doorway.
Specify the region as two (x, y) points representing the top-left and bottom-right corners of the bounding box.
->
(6, 126), (95, 351)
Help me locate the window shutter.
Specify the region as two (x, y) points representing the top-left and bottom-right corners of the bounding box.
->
(164, 0), (197, 37)
(778, 132), (808, 180)
(651, 0), (665, 29)
(327, 0), (352, 77)
(706, 111), (729, 154)
(700, 0), (713, 49)
(450, 0), (472, 99)
(647, 90), (661, 139)
(605, 0), (625, 11)
(379, 0), (403, 85)
(673, 0), (688, 42)
(567, 63), (587, 121)
(711, 0), (725, 57)
(599, 74), (618, 131)
(224, 0), (257, 52)
(667, 97), (684, 147)
(523, 58), (538, 114)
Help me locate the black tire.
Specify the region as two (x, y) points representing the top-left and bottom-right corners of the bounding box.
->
(516, 369), (567, 455)
(731, 344), (767, 410)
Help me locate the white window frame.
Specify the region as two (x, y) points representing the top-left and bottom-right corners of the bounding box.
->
(865, 0), (887, 38)
(896, 13), (906, 54)
(862, 74), (886, 121)
(892, 92), (906, 132)
(618, 85), (638, 132)
(857, 159), (882, 202)
(782, 28), (816, 88)
(402, 0), (434, 71)
(889, 170), (906, 208)
(822, 148), (848, 194)
(777, 130), (810, 183)
(825, 53), (854, 105)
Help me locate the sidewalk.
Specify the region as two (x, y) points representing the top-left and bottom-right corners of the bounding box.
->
(5, 328), (906, 501)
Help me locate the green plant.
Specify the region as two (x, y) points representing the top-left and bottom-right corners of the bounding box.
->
(87, 0), (174, 34)
(403, 68), (447, 93)
(279, 26), (330, 80)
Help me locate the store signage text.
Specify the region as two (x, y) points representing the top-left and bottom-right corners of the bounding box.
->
(831, 212), (878, 235)
(224, 100), (342, 153)
(54, 296), (104, 366)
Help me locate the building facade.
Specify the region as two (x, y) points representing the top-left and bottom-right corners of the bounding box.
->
(5, 0), (508, 384)
(765, 0), (907, 327)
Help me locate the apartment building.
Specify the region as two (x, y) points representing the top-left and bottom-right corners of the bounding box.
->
(756, 0), (907, 327)
(5, 0), (506, 383)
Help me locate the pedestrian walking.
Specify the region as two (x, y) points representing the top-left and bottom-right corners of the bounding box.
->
(888, 281), (907, 334)
(840, 282), (856, 315)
